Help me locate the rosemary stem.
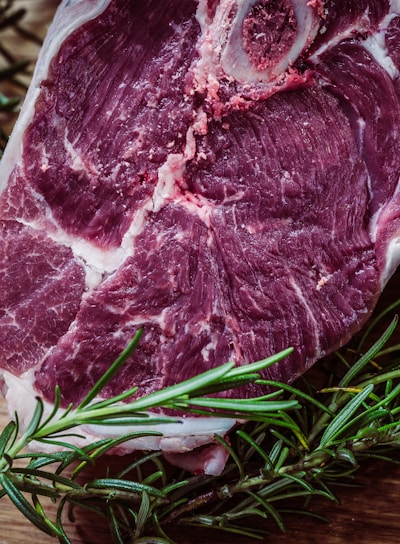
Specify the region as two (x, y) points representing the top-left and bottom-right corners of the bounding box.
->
(0, 434), (32, 472)
(3, 470), (162, 504)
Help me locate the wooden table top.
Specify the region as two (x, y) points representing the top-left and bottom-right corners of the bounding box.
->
(1, 1), (400, 542)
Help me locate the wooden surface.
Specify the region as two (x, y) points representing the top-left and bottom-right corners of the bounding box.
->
(2, 1), (400, 542)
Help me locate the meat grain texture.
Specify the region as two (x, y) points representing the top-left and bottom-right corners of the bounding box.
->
(1, 0), (400, 474)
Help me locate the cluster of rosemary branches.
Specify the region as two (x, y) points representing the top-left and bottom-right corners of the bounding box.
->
(1, 302), (400, 543)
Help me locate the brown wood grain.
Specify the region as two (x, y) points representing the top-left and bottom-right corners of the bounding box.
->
(1, 1), (400, 542)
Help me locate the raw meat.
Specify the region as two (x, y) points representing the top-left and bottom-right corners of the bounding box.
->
(1, 0), (400, 474)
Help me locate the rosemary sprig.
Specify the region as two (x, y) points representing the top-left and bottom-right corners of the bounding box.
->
(0, 343), (298, 542)
(1, 306), (400, 542)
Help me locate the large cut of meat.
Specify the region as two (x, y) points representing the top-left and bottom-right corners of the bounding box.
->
(1, 0), (400, 473)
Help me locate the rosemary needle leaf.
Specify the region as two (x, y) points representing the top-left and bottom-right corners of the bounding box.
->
(32, 495), (65, 540)
(339, 316), (398, 387)
(55, 497), (73, 544)
(281, 472), (314, 492)
(80, 416), (176, 426)
(38, 385), (62, 430)
(117, 451), (165, 480)
(246, 490), (285, 532)
(181, 397), (300, 413)
(335, 447), (358, 467)
(36, 439), (95, 462)
(87, 478), (166, 499)
(0, 420), (17, 458)
(20, 452), (75, 470)
(180, 374), (260, 397)
(319, 383), (375, 447)
(0, 472), (55, 536)
(135, 490), (151, 537)
(257, 379), (334, 415)
(83, 386), (140, 410)
(274, 446), (290, 472)
(236, 429), (273, 465)
(71, 433), (165, 479)
(3, 481), (57, 500)
(126, 361), (235, 411)
(276, 411), (310, 451)
(162, 480), (190, 499)
(76, 328), (143, 410)
(107, 504), (126, 544)
(24, 396), (44, 438)
(226, 347), (293, 377)
(215, 434), (245, 479)
(142, 470), (165, 486)
(152, 510), (179, 543)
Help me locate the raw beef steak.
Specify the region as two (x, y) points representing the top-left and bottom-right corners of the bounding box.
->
(1, 0), (400, 473)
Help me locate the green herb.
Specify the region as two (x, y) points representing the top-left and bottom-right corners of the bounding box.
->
(0, 339), (296, 542)
(1, 306), (400, 543)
